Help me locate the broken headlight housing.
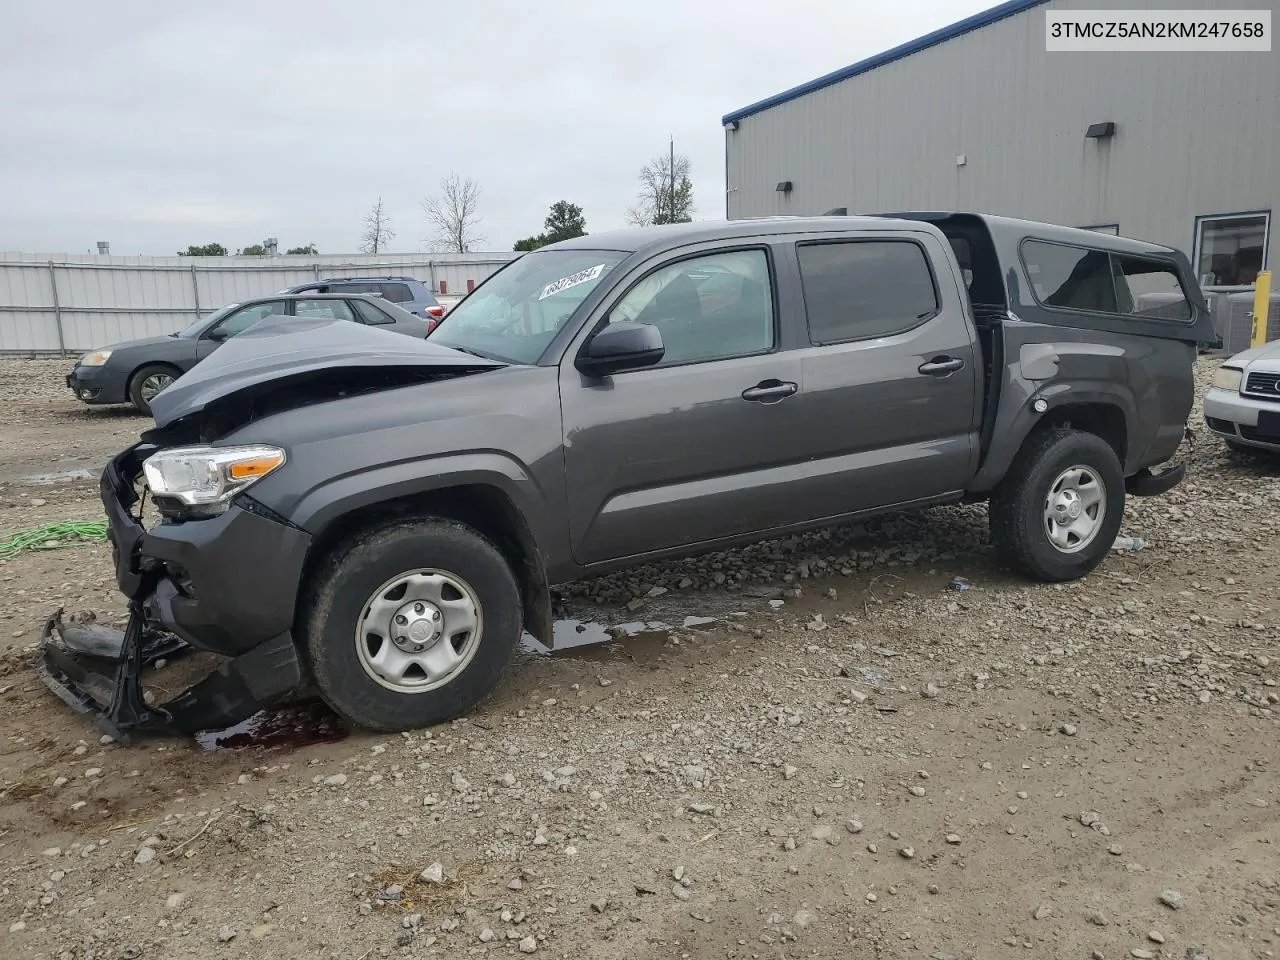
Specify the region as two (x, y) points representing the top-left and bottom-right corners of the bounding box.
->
(142, 444), (286, 518)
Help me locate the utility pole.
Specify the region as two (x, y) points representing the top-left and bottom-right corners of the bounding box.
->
(669, 136), (675, 223)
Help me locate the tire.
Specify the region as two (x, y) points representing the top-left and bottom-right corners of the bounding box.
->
(127, 363), (181, 415)
(299, 517), (522, 732)
(989, 427), (1125, 582)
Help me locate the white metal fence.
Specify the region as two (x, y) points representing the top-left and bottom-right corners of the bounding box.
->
(0, 251), (517, 354)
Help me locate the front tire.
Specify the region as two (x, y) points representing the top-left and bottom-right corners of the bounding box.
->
(989, 428), (1125, 582)
(300, 518), (522, 732)
(127, 363), (180, 415)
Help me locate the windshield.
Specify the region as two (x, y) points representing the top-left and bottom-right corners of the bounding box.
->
(430, 250), (627, 363)
(174, 303), (238, 338)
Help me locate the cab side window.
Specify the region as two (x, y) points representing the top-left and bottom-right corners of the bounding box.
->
(609, 250), (774, 366)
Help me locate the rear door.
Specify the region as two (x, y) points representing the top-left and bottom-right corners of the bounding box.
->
(558, 243), (812, 565)
(787, 230), (980, 517)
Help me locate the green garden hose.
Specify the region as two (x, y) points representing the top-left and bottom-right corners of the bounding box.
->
(0, 520), (109, 560)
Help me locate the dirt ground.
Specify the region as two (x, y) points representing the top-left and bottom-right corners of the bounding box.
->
(1, 355), (1278, 960)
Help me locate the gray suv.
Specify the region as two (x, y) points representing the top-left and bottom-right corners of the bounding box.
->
(41, 214), (1214, 740)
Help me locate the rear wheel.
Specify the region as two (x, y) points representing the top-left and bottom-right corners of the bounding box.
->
(989, 428), (1125, 582)
(127, 363), (180, 415)
(299, 518), (522, 732)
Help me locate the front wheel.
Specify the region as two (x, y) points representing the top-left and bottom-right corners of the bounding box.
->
(299, 518), (522, 732)
(989, 428), (1125, 582)
(128, 363), (180, 415)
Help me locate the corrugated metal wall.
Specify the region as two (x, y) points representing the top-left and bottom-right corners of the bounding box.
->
(726, 0), (1279, 273)
(0, 252), (516, 353)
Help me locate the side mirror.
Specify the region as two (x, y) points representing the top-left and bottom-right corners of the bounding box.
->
(576, 321), (664, 377)
(205, 327), (229, 343)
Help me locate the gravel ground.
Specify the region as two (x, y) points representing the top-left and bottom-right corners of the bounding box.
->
(1, 355), (1278, 960)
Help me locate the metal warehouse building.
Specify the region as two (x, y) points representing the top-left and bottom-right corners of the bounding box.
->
(722, 0), (1277, 290)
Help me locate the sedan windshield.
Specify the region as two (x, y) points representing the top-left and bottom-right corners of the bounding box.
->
(174, 303), (238, 338)
(430, 250), (626, 363)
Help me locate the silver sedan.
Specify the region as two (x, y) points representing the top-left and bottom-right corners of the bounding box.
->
(1204, 340), (1280, 453)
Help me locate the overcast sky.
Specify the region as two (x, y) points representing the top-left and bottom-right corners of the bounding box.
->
(0, 1), (991, 256)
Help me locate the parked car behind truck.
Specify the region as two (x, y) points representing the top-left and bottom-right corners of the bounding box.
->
(41, 214), (1213, 739)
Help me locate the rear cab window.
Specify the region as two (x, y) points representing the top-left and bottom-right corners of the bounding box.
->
(1020, 239), (1191, 322)
(796, 239), (939, 344)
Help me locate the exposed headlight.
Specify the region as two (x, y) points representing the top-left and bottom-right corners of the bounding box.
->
(142, 444), (286, 513)
(79, 349), (112, 367)
(1211, 366), (1243, 392)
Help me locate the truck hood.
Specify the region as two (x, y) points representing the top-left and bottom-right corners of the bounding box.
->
(148, 314), (504, 429)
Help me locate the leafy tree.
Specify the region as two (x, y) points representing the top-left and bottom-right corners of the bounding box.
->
(513, 201), (587, 251)
(422, 173), (483, 253)
(177, 242), (227, 256)
(287, 244), (318, 255)
(543, 201), (586, 243)
(239, 243), (266, 256)
(359, 196), (395, 254)
(626, 142), (694, 226)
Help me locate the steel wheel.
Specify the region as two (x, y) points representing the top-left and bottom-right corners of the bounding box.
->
(355, 569), (483, 693)
(1043, 465), (1106, 554)
(139, 372), (174, 402)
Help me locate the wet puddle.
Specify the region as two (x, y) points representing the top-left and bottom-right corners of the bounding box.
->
(195, 700), (349, 751)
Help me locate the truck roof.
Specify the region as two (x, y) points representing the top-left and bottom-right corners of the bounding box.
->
(546, 213), (1181, 260)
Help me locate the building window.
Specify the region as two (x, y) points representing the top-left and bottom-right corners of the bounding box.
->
(796, 240), (939, 344)
(1194, 212), (1270, 286)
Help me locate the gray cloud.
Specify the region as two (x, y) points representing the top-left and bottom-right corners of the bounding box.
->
(0, 0), (988, 255)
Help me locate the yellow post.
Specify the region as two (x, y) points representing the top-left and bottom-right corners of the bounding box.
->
(1252, 270), (1273, 347)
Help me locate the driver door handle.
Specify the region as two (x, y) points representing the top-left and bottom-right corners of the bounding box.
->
(918, 356), (965, 376)
(742, 380), (798, 403)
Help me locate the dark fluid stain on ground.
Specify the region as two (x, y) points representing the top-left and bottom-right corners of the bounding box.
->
(195, 699), (348, 751)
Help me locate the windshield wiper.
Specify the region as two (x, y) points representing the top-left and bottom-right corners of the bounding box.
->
(444, 344), (507, 363)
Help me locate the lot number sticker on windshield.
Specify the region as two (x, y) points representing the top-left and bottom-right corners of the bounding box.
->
(538, 264), (606, 300)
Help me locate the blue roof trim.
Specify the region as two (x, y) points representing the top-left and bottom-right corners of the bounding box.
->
(721, 0), (1052, 124)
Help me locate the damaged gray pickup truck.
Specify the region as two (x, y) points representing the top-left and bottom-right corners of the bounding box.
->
(41, 214), (1213, 738)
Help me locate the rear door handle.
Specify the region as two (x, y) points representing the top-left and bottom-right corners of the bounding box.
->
(741, 380), (798, 403)
(918, 356), (965, 376)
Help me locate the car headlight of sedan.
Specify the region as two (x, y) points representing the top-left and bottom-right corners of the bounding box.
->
(79, 349), (112, 367)
(1211, 366), (1243, 392)
(142, 444), (286, 516)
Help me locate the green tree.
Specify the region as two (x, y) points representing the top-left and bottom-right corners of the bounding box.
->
(286, 244), (318, 255)
(513, 201), (587, 251)
(177, 242), (227, 256)
(543, 201), (586, 243)
(239, 243), (266, 256)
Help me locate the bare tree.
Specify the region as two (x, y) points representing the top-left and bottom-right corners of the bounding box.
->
(359, 197), (395, 255)
(421, 173), (484, 252)
(626, 141), (694, 226)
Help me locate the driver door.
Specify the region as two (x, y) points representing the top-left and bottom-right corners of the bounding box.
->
(558, 245), (809, 566)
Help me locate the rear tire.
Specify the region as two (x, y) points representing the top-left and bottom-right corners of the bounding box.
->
(989, 427), (1125, 582)
(299, 517), (522, 732)
(127, 363), (180, 415)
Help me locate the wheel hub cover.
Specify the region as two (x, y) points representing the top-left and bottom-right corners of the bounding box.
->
(1053, 491), (1082, 520)
(394, 601), (444, 649)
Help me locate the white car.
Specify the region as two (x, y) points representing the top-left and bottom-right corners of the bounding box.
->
(1204, 341), (1280, 452)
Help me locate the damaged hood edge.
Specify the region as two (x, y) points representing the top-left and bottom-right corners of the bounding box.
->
(148, 315), (505, 429)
